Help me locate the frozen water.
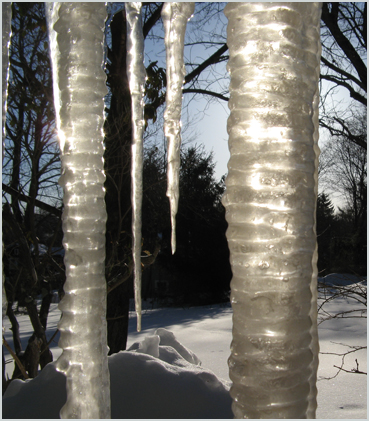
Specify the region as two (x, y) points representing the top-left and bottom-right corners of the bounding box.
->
(2, 2), (12, 161)
(162, 2), (195, 254)
(3, 3), (340, 419)
(126, 2), (146, 332)
(2, 1), (12, 323)
(45, 3), (110, 418)
(222, 3), (322, 418)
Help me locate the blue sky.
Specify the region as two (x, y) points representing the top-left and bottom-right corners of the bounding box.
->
(141, 2), (355, 209)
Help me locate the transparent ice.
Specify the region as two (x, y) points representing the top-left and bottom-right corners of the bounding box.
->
(126, 2), (146, 332)
(2, 1), (12, 322)
(162, 2), (195, 254)
(0, 2), (323, 418)
(45, 3), (110, 418)
(222, 3), (321, 418)
(2, 1), (12, 161)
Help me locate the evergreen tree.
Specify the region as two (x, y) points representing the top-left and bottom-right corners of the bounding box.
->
(316, 193), (336, 275)
(157, 146), (231, 305)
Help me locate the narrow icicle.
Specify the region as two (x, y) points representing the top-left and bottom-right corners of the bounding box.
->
(307, 30), (322, 417)
(45, 3), (110, 418)
(126, 2), (146, 332)
(162, 2), (194, 254)
(2, 2), (12, 159)
(2, 2), (12, 323)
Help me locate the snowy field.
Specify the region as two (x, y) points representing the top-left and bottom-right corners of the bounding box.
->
(2, 274), (367, 419)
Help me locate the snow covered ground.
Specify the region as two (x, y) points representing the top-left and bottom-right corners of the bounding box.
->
(2, 275), (367, 419)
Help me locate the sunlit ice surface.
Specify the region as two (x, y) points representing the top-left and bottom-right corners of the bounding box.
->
(126, 2), (146, 332)
(222, 3), (321, 418)
(45, 3), (110, 418)
(162, 2), (195, 254)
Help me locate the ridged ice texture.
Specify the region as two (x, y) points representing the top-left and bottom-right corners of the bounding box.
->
(126, 2), (145, 332)
(307, 32), (321, 419)
(222, 3), (321, 419)
(45, 3), (110, 418)
(162, 2), (195, 254)
(2, 2), (12, 322)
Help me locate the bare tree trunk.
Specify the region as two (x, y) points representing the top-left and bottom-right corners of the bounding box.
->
(107, 281), (131, 354)
(104, 9), (133, 354)
(23, 333), (41, 378)
(2, 350), (7, 395)
(39, 290), (52, 331)
(25, 301), (52, 369)
(6, 302), (22, 355)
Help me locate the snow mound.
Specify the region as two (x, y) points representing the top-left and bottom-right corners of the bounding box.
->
(319, 273), (367, 287)
(128, 327), (202, 365)
(3, 330), (232, 419)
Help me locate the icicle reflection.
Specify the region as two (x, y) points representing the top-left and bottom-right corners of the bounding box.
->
(162, 2), (195, 254)
(222, 3), (321, 418)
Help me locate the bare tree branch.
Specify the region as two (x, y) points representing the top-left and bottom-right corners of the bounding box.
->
(143, 3), (163, 39)
(320, 55), (365, 92)
(184, 43), (228, 86)
(2, 183), (62, 217)
(320, 73), (367, 106)
(321, 3), (367, 88)
(183, 88), (229, 102)
(319, 118), (367, 150)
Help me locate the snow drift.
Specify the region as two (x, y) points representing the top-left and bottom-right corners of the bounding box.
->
(2, 328), (233, 419)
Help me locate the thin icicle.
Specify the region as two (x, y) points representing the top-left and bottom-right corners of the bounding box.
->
(2, 1), (12, 325)
(2, 2), (12, 160)
(162, 2), (194, 254)
(126, 3), (146, 332)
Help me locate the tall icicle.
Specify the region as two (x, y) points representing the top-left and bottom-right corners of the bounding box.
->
(126, 2), (146, 332)
(2, 1), (12, 322)
(162, 2), (194, 254)
(2, 1), (12, 160)
(307, 30), (322, 418)
(223, 3), (321, 418)
(45, 3), (110, 418)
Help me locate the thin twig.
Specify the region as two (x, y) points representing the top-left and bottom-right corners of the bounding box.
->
(333, 359), (367, 375)
(2, 336), (29, 379)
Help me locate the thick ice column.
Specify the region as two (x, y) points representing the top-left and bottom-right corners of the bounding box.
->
(2, 2), (12, 321)
(162, 2), (195, 254)
(45, 3), (110, 418)
(126, 2), (146, 332)
(223, 3), (321, 418)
